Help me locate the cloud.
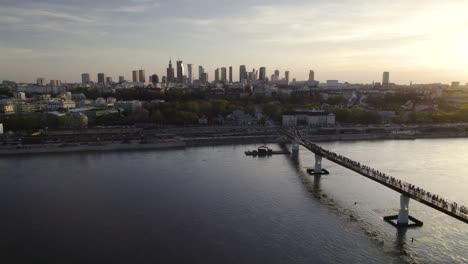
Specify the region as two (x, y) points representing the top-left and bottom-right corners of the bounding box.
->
(112, 0), (160, 13)
(0, 6), (95, 24)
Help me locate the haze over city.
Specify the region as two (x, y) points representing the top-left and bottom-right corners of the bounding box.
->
(1, 0), (468, 84)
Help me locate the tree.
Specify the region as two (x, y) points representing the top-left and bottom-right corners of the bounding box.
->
(150, 110), (164, 123)
(132, 109), (150, 123)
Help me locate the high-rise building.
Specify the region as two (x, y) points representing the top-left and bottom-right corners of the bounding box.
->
(214, 68), (221, 82)
(50, 80), (61, 86)
(285, 71), (290, 84)
(106, 77), (113, 84)
(132, 70), (139, 82)
(37, 78), (46, 86)
(221, 67), (227, 82)
(382, 72), (390, 88)
(309, 70), (315, 82)
(259, 67), (266, 81)
(200, 73), (208, 83)
(167, 59), (175, 83)
(119, 76), (125, 83)
(239, 65), (247, 82)
(274, 70), (280, 80)
(162, 76), (167, 84)
(139, 70), (146, 83)
(176, 60), (184, 83)
(248, 69), (258, 82)
(198, 66), (205, 81)
(81, 73), (90, 84)
(97, 73), (106, 84)
(187, 64), (194, 83)
(151, 74), (159, 84)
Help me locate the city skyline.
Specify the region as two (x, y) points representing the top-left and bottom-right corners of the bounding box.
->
(1, 0), (468, 84)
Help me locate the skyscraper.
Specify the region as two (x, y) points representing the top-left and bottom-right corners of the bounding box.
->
(221, 67), (227, 82)
(151, 74), (159, 84)
(50, 80), (61, 86)
(176, 60), (184, 83)
(119, 76), (125, 83)
(106, 77), (112, 84)
(382, 72), (390, 88)
(167, 59), (175, 83)
(198, 66), (205, 81)
(132, 70), (139, 82)
(239, 65), (247, 82)
(285, 71), (290, 84)
(259, 67), (266, 81)
(36, 78), (46, 86)
(214, 68), (221, 82)
(139, 70), (146, 83)
(200, 73), (208, 83)
(274, 70), (280, 80)
(97, 73), (106, 84)
(229, 66), (233, 83)
(187, 64), (194, 83)
(81, 73), (90, 84)
(309, 70), (315, 82)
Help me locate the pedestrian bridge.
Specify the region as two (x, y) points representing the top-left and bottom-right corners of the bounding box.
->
(282, 129), (468, 226)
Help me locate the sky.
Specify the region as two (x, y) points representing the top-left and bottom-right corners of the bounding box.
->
(1, 0), (468, 84)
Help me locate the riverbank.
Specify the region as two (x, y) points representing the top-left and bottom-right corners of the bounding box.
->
(0, 141), (186, 155)
(0, 135), (287, 155)
(1, 130), (468, 156)
(304, 131), (468, 142)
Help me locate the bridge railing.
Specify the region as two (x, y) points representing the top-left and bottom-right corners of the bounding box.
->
(282, 128), (468, 221)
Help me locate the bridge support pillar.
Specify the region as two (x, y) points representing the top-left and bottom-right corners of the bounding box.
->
(291, 141), (299, 155)
(383, 194), (422, 228)
(314, 155), (322, 174)
(397, 195), (410, 225)
(307, 155), (329, 175)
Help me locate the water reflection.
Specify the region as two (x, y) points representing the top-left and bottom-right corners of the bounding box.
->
(395, 227), (408, 252)
(285, 144), (322, 197)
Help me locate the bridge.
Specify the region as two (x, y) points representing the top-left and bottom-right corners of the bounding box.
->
(282, 128), (468, 227)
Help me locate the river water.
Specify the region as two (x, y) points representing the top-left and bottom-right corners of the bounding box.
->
(0, 139), (466, 263)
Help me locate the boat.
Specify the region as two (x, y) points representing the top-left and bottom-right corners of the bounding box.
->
(245, 146), (273, 156)
(257, 146), (273, 155)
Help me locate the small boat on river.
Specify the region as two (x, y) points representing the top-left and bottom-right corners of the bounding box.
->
(245, 146), (290, 156)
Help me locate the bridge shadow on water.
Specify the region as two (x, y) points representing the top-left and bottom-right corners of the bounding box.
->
(280, 144), (417, 264)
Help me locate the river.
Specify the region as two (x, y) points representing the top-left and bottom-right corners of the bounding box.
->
(0, 138), (466, 263)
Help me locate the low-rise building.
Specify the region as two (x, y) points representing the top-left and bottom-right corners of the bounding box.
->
(227, 110), (257, 126)
(114, 100), (142, 114)
(282, 109), (335, 127)
(47, 100), (76, 111)
(14, 103), (39, 113)
(13, 92), (26, 100)
(1, 103), (15, 113)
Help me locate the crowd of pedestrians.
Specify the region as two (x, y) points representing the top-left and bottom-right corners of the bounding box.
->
(289, 129), (468, 220)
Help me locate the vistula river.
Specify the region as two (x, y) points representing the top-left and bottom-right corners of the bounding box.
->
(0, 139), (467, 263)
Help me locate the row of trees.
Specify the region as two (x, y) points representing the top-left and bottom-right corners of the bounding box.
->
(129, 99), (256, 125)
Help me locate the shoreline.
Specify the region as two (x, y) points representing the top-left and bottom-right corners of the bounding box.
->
(1, 132), (467, 156)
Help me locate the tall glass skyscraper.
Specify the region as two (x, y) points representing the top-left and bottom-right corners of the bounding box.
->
(176, 60), (184, 83)
(187, 64), (194, 83)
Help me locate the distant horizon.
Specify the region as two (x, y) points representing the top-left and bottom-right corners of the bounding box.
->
(1, 64), (466, 86)
(1, 0), (468, 84)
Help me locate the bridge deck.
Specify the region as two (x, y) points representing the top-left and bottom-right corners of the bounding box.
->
(283, 129), (468, 224)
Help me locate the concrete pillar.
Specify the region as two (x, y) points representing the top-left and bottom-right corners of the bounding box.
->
(397, 195), (410, 225)
(292, 141), (299, 155)
(314, 155), (322, 173)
